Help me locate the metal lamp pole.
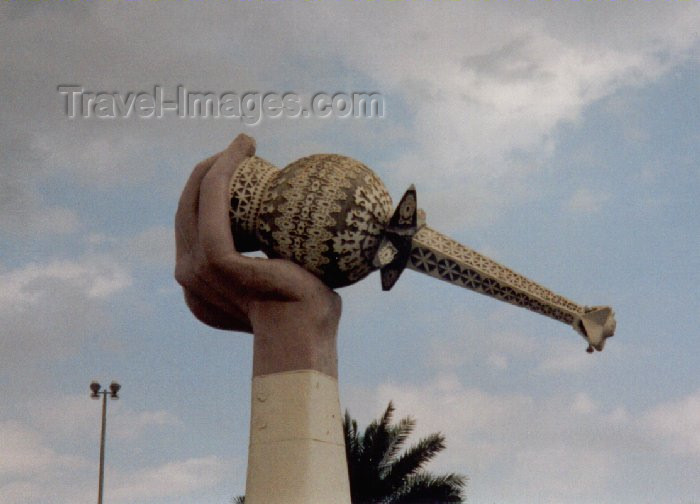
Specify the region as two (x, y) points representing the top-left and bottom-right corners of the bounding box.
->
(90, 381), (121, 504)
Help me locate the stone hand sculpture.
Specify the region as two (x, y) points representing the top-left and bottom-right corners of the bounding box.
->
(228, 150), (616, 352)
(175, 134), (350, 503)
(175, 134), (615, 504)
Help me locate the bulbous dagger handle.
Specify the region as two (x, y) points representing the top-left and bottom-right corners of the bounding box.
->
(406, 226), (616, 352)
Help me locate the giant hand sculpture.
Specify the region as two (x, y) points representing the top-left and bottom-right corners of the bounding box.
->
(228, 152), (616, 352)
(175, 134), (616, 504)
(175, 135), (350, 504)
(174, 135), (342, 376)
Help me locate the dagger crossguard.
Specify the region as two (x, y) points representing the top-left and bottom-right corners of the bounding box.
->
(229, 153), (616, 352)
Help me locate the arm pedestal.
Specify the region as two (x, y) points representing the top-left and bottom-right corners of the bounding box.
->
(245, 370), (351, 504)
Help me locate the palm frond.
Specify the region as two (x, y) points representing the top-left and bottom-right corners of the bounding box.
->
(381, 432), (446, 495)
(344, 401), (467, 504)
(382, 415), (415, 468)
(389, 472), (467, 504)
(344, 410), (361, 459)
(359, 401), (395, 475)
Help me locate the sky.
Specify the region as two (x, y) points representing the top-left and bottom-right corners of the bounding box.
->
(1, 1), (699, 503)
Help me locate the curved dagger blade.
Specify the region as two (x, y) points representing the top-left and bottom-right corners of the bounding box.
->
(407, 226), (616, 352)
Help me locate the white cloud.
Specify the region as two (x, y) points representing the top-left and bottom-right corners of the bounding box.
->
(123, 226), (175, 268)
(364, 375), (629, 502)
(312, 2), (700, 226)
(567, 187), (611, 213)
(83, 227), (174, 268)
(571, 392), (599, 416)
(0, 200), (80, 236)
(0, 256), (132, 377)
(536, 337), (597, 375)
(0, 412), (223, 504)
(111, 409), (183, 442)
(35, 133), (159, 188)
(346, 369), (700, 503)
(427, 308), (538, 371)
(425, 306), (599, 377)
(0, 225), (182, 387)
(110, 456), (230, 502)
(0, 256), (131, 303)
(347, 373), (678, 504)
(0, 134), (80, 237)
(3, 1), (700, 237)
(511, 445), (613, 503)
(643, 389), (700, 457)
(0, 421), (77, 475)
(0, 392), (203, 504)
(26, 394), (182, 444)
(487, 353), (509, 371)
(375, 375), (536, 467)
(0, 420), (94, 504)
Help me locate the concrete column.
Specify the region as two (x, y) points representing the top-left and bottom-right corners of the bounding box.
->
(245, 370), (351, 504)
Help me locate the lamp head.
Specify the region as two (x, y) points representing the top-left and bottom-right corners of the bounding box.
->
(90, 381), (101, 399)
(109, 381), (121, 399)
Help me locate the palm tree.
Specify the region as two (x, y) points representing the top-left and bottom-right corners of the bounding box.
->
(343, 401), (466, 504)
(233, 401), (466, 504)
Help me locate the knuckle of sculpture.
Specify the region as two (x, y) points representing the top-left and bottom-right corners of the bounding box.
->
(174, 262), (193, 287)
(194, 158), (209, 170)
(307, 292), (341, 325)
(174, 202), (191, 226)
(192, 256), (215, 282)
(185, 295), (213, 326)
(202, 249), (228, 273)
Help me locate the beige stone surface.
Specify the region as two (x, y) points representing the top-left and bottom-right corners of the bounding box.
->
(245, 370), (351, 504)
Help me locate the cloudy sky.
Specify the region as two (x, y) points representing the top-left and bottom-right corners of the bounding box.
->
(1, 1), (699, 503)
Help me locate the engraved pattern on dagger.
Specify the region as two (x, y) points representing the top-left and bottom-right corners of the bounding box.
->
(229, 153), (616, 352)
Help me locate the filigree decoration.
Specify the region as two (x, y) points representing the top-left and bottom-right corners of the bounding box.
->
(246, 155), (392, 288)
(409, 227), (585, 325)
(335, 173), (392, 283)
(229, 156), (279, 252)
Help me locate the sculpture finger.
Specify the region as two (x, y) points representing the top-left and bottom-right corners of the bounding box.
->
(198, 134), (256, 260)
(195, 136), (314, 300)
(175, 152), (222, 260)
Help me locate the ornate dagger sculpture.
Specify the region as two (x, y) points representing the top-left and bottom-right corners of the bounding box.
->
(229, 154), (616, 353)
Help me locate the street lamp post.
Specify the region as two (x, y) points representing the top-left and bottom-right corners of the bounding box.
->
(90, 381), (121, 504)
